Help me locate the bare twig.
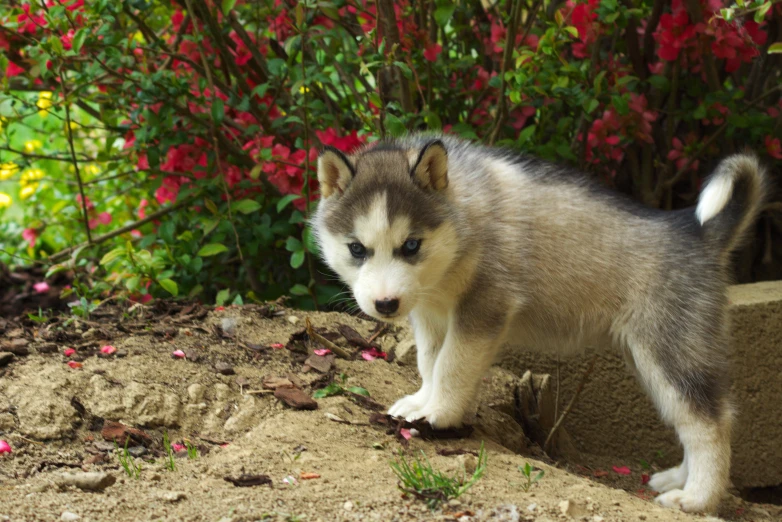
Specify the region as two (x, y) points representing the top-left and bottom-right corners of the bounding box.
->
(305, 317), (353, 360)
(544, 354), (598, 455)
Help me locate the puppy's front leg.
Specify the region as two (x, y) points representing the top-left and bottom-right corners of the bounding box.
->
(388, 309), (447, 419)
(404, 317), (509, 429)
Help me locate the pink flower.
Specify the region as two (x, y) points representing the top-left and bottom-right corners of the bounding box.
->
(172, 443), (186, 452)
(765, 135), (782, 160)
(423, 43), (442, 62)
(100, 345), (116, 355)
(172, 350), (186, 359)
(0, 440), (11, 455)
(138, 199), (148, 219)
(22, 228), (37, 248)
(64, 348), (76, 357)
(612, 465), (632, 475)
(313, 348), (331, 356)
(361, 347), (387, 361)
(33, 282), (49, 293)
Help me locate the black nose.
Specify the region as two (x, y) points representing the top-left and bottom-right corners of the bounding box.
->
(374, 298), (399, 315)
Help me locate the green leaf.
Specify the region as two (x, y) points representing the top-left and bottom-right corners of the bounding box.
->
(197, 243), (228, 257)
(232, 199), (261, 214)
(648, 75), (670, 92)
(285, 236), (303, 252)
(434, 4), (456, 27)
(221, 0), (237, 13)
(125, 276), (140, 292)
(385, 114), (406, 137)
(100, 247), (125, 266)
(249, 163), (264, 180)
(564, 26), (579, 38)
(72, 28), (88, 53)
(290, 250), (305, 269)
(518, 125), (537, 143)
(693, 104), (707, 120)
(215, 288), (231, 306)
(347, 386), (370, 397)
(277, 194), (301, 212)
(159, 278), (178, 296)
(232, 293), (244, 306)
(585, 98), (599, 114)
(45, 263), (70, 279)
(313, 383), (343, 398)
(612, 95), (629, 116)
(755, 1), (772, 23)
(593, 71), (606, 96)
(768, 42), (782, 54)
(289, 283), (310, 296)
(211, 98), (224, 123)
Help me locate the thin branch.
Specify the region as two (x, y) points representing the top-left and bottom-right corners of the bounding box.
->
(544, 354), (598, 455)
(59, 70), (92, 244)
(48, 197), (197, 262)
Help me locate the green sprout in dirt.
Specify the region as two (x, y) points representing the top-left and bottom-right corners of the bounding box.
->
(163, 430), (176, 471)
(313, 373), (369, 399)
(389, 441), (488, 510)
(186, 440), (198, 460)
(115, 438), (142, 479)
(518, 462), (545, 492)
(27, 307), (47, 323)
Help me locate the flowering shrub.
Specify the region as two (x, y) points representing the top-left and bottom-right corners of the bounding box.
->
(0, 0), (780, 310)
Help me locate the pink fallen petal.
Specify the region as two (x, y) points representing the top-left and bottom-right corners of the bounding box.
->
(361, 347), (387, 361)
(641, 473), (650, 485)
(220, 443), (229, 448)
(313, 348), (331, 356)
(33, 282), (50, 293)
(400, 428), (412, 440)
(612, 465), (632, 475)
(0, 440), (11, 455)
(67, 361), (83, 369)
(172, 350), (186, 359)
(282, 475), (298, 486)
(172, 443), (186, 452)
(100, 345), (116, 355)
(270, 343), (284, 349)
(64, 348), (76, 357)
(215, 306), (225, 311)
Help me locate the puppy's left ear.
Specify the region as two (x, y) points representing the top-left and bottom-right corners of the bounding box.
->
(318, 147), (355, 198)
(411, 140), (448, 191)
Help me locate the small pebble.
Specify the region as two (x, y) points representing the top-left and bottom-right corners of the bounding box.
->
(127, 446), (147, 458)
(58, 472), (116, 492)
(343, 501), (353, 511)
(61, 512), (80, 521)
(215, 362), (235, 375)
(287, 316), (300, 325)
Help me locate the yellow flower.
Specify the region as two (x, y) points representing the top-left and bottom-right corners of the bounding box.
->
(84, 164), (101, 176)
(20, 168), (44, 185)
(0, 193), (11, 208)
(0, 162), (19, 180)
(69, 121), (79, 130)
(133, 31), (145, 43)
(24, 139), (43, 153)
(20, 183), (38, 199)
(299, 85), (310, 94)
(37, 91), (53, 117)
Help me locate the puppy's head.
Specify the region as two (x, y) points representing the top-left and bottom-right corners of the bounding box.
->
(313, 139), (459, 321)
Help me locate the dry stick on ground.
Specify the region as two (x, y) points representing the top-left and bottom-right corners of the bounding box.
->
(59, 70), (92, 245)
(543, 353), (599, 455)
(49, 197), (197, 262)
(305, 317), (353, 360)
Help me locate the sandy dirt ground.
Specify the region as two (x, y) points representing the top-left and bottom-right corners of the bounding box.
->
(0, 301), (779, 522)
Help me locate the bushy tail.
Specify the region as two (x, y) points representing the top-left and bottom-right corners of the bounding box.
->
(695, 153), (767, 254)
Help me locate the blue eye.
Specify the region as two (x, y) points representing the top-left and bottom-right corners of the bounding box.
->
(401, 239), (421, 257)
(348, 242), (366, 258)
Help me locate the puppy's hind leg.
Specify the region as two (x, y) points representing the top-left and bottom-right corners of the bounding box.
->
(627, 333), (732, 514)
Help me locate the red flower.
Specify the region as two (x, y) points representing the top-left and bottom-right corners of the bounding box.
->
(765, 136), (782, 160)
(654, 11), (696, 61)
(315, 128), (366, 152)
(423, 43), (442, 62)
(667, 136), (699, 172)
(5, 62), (24, 78)
(22, 228), (37, 248)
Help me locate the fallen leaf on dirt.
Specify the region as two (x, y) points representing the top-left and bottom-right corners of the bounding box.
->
(337, 324), (378, 349)
(300, 472), (320, 480)
(593, 469), (609, 478)
(612, 465), (632, 475)
(274, 387), (318, 410)
(361, 347), (387, 361)
(325, 412), (349, 424)
(67, 361), (82, 369)
(101, 421), (153, 447)
(313, 348), (331, 356)
(223, 474), (272, 487)
(304, 353), (334, 373)
(262, 375), (294, 390)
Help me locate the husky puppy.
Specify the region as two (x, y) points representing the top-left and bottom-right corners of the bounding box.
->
(311, 134), (766, 513)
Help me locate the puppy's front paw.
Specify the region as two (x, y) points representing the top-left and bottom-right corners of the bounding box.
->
(405, 401), (465, 429)
(655, 489), (716, 513)
(388, 392), (428, 419)
(648, 466), (687, 493)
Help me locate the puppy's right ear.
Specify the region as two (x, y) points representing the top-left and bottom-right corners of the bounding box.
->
(317, 147), (355, 199)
